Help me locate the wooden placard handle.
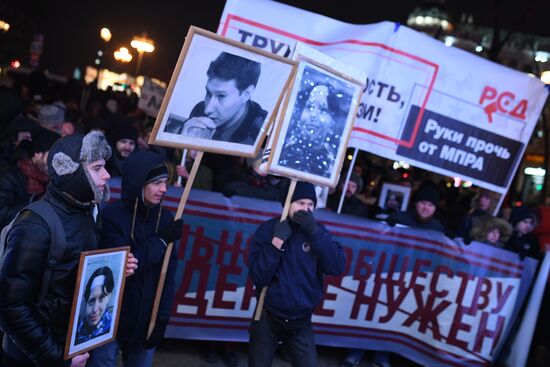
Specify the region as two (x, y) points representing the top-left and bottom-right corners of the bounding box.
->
(147, 151), (204, 338)
(253, 179), (297, 321)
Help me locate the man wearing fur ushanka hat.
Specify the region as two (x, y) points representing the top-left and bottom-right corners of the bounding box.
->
(0, 131), (112, 367)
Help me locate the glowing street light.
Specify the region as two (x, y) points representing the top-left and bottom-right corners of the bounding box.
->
(0, 20), (10, 32)
(100, 27), (112, 42)
(131, 34), (155, 76)
(114, 47), (133, 63)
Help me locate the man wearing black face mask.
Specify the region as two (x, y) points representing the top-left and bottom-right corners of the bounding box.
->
(0, 131), (112, 367)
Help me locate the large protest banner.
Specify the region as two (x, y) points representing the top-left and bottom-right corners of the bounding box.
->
(109, 180), (538, 367)
(217, 0), (549, 195)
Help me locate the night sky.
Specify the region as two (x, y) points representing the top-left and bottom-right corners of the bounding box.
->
(2, 0), (550, 82)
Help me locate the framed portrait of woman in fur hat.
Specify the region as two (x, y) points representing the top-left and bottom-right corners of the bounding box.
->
(266, 58), (363, 188)
(64, 247), (129, 359)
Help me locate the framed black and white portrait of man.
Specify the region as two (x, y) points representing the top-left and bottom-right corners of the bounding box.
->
(267, 58), (363, 187)
(149, 26), (295, 157)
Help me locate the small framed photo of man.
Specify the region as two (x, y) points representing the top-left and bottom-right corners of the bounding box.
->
(379, 183), (411, 212)
(149, 26), (295, 157)
(267, 58), (363, 187)
(64, 247), (129, 360)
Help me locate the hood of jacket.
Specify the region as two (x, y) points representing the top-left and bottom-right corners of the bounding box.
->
(121, 151), (166, 211)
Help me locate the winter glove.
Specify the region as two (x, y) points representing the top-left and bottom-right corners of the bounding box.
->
(143, 319), (168, 349)
(273, 219), (292, 242)
(292, 210), (317, 235)
(158, 218), (183, 243)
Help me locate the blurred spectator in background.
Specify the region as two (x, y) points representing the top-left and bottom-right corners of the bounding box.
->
(0, 128), (60, 228)
(387, 184), (444, 232)
(175, 149), (213, 191)
(506, 206), (542, 260)
(37, 103), (65, 134)
(457, 189), (496, 241)
(222, 154), (288, 201)
(469, 217), (512, 248)
(106, 122), (138, 177)
(0, 116), (38, 170)
(326, 172), (370, 218)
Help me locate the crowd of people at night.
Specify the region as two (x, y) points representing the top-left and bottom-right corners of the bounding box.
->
(0, 69), (548, 367)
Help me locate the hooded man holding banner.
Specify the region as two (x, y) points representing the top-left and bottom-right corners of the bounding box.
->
(247, 181), (345, 367)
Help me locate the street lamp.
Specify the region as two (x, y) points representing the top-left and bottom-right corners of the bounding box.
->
(100, 27), (112, 42)
(0, 20), (10, 32)
(131, 34), (154, 76)
(95, 27), (112, 89)
(114, 47), (133, 63)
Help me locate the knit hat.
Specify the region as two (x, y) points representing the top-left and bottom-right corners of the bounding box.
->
(48, 131), (111, 203)
(290, 181), (317, 207)
(86, 117), (110, 133)
(415, 185), (440, 206)
(144, 163), (169, 186)
(32, 127), (60, 153)
(111, 122), (138, 143)
(38, 104), (65, 127)
(8, 116), (38, 141)
(349, 172), (364, 193)
(509, 206), (538, 226)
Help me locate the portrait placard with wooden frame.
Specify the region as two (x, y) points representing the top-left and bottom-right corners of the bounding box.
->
(149, 26), (295, 158)
(266, 57), (364, 188)
(379, 183), (412, 212)
(64, 247), (129, 360)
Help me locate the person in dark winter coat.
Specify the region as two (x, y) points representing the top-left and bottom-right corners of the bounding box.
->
(505, 206), (542, 260)
(457, 189), (496, 241)
(0, 131), (112, 367)
(387, 184), (445, 232)
(469, 217), (513, 248)
(326, 172), (370, 218)
(248, 182), (345, 367)
(0, 128), (60, 228)
(0, 115), (38, 170)
(222, 154), (288, 202)
(90, 151), (181, 367)
(106, 122), (138, 178)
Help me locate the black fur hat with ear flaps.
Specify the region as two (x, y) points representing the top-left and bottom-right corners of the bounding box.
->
(47, 131), (111, 203)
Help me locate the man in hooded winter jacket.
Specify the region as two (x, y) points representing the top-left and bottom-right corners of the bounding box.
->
(0, 131), (112, 367)
(248, 182), (345, 367)
(90, 151), (181, 367)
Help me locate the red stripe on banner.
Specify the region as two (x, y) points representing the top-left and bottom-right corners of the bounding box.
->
(186, 199), (280, 218)
(320, 218), (522, 271)
(184, 209), (265, 225)
(328, 229), (520, 276)
(178, 206), (521, 276)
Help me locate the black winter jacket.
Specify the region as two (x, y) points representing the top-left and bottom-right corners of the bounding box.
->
(0, 165), (30, 228)
(98, 153), (177, 343)
(387, 209), (445, 233)
(0, 184), (98, 366)
(248, 217), (345, 320)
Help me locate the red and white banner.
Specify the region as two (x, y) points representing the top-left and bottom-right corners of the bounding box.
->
(108, 180), (542, 367)
(217, 0), (548, 194)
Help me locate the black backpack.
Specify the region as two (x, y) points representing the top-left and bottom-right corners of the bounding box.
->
(0, 200), (65, 306)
